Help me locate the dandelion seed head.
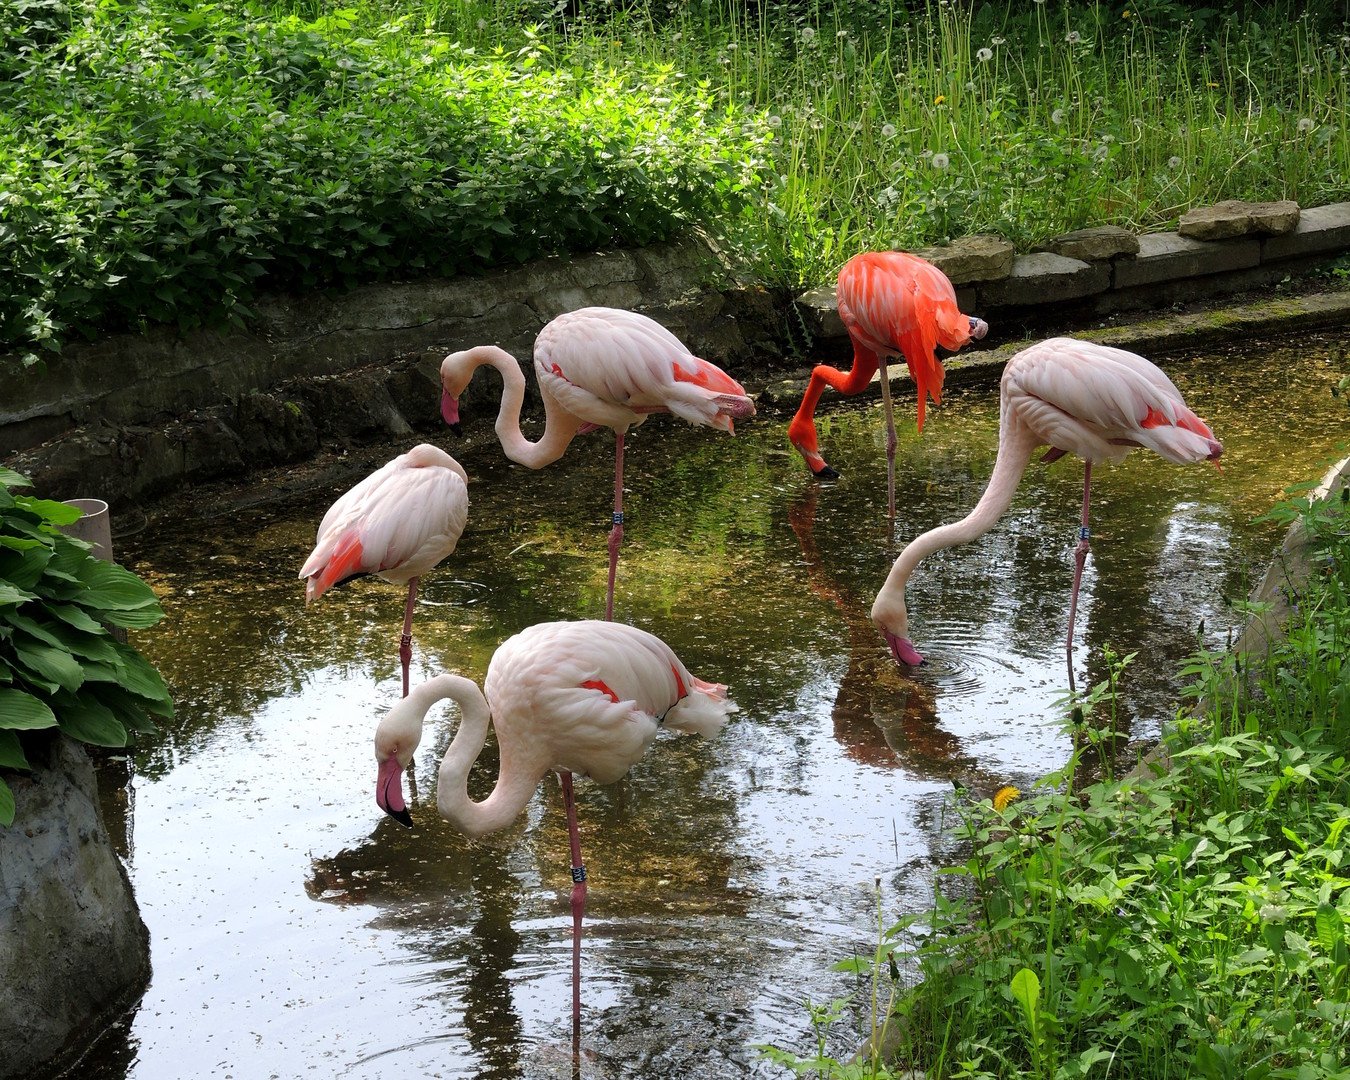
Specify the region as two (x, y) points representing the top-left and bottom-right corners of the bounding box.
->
(976, 47), (993, 62)
(1067, 30), (1082, 44)
(1298, 117), (1315, 132)
(931, 152), (950, 170)
(800, 26), (816, 43)
(767, 114), (782, 129)
(1092, 144), (1109, 162)
(881, 122), (897, 138)
(1051, 108), (1066, 125)
(1168, 155), (1182, 169)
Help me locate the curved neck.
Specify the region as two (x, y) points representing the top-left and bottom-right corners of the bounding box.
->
(873, 420), (1042, 637)
(466, 347), (581, 469)
(424, 674), (541, 839)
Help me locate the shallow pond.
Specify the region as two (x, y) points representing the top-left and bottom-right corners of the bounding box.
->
(87, 332), (1348, 1079)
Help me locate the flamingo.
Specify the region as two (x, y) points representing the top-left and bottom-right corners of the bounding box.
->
(299, 443), (469, 697)
(372, 619), (736, 1035)
(439, 307), (755, 621)
(870, 337), (1223, 692)
(788, 251), (988, 519)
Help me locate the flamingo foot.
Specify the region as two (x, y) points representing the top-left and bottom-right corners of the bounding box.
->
(883, 630), (926, 667)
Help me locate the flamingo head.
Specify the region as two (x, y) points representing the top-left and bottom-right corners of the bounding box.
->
(440, 351), (476, 435)
(968, 316), (989, 341)
(882, 629), (926, 668)
(374, 706), (422, 829)
(871, 589), (923, 667)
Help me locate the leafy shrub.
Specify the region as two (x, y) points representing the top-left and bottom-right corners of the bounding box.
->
(0, 0), (768, 365)
(0, 468), (173, 825)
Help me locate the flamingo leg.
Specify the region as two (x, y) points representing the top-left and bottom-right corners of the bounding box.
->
(399, 577), (419, 698)
(1065, 462), (1093, 695)
(560, 770), (587, 1039)
(787, 349), (880, 478)
(605, 431), (625, 622)
(877, 354), (898, 524)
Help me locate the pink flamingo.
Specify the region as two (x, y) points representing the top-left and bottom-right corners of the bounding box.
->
(870, 337), (1223, 692)
(372, 619), (735, 1035)
(299, 443), (469, 697)
(789, 251), (988, 518)
(439, 307), (755, 621)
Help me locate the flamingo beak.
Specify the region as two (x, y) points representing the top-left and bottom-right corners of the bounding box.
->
(440, 390), (462, 436)
(883, 630), (927, 667)
(968, 317), (989, 341)
(376, 755), (414, 829)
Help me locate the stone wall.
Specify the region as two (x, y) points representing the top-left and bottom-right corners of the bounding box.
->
(1, 236), (784, 509)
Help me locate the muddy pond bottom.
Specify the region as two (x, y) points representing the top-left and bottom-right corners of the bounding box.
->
(87, 332), (1349, 1078)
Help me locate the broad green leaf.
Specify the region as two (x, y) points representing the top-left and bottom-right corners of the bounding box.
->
(1009, 967), (1041, 1030)
(1315, 904), (1344, 952)
(0, 545), (53, 590)
(14, 497), (83, 526)
(0, 779), (13, 827)
(0, 583), (36, 606)
(10, 639), (85, 693)
(75, 560), (162, 612)
(0, 730), (29, 770)
(56, 697), (128, 748)
(109, 643), (172, 705)
(102, 605), (166, 630)
(0, 689), (58, 730)
(45, 603), (106, 634)
(0, 468), (31, 489)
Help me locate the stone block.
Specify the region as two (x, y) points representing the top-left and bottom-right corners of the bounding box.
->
(1036, 225), (1140, 262)
(977, 252), (1110, 308)
(1112, 232), (1260, 288)
(1261, 202), (1350, 261)
(915, 234), (1016, 285)
(1178, 199), (1300, 240)
(794, 283), (846, 341)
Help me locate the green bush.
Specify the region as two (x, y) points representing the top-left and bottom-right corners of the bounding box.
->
(0, 468), (173, 826)
(0, 0), (767, 365)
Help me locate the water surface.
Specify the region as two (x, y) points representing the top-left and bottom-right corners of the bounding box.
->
(88, 332), (1349, 1078)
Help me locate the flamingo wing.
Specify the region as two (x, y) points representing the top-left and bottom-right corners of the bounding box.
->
(535, 307), (753, 432)
(484, 621), (734, 785)
(838, 252), (965, 431)
(300, 446), (469, 600)
(1005, 338), (1222, 465)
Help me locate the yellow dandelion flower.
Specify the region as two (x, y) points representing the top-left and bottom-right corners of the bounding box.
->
(1123, 9), (1131, 16)
(1208, 81), (1220, 89)
(993, 785), (1021, 811)
(934, 94), (946, 106)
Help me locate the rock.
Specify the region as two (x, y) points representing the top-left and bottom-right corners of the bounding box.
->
(1, 736), (150, 1079)
(915, 234), (1016, 285)
(1178, 200), (1300, 241)
(793, 283), (846, 342)
(1036, 225), (1140, 262)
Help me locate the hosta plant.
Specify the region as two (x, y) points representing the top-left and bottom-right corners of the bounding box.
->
(0, 467), (173, 825)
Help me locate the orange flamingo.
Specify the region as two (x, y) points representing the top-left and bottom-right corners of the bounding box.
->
(299, 444), (469, 697)
(788, 251), (988, 518)
(439, 307), (755, 620)
(870, 338), (1222, 692)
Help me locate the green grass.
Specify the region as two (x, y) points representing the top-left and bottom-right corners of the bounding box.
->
(3, 0), (1349, 364)
(761, 475), (1350, 1079)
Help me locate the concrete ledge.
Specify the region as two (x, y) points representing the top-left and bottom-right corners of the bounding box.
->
(977, 252), (1110, 307)
(1113, 232), (1261, 288)
(1261, 201), (1350, 261)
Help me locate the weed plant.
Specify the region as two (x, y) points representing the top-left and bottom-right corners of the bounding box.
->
(3, 0), (1348, 364)
(763, 478), (1350, 1077)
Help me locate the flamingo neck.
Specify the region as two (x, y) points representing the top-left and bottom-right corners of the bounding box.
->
(426, 675), (541, 839)
(872, 420), (1042, 638)
(465, 346), (581, 469)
